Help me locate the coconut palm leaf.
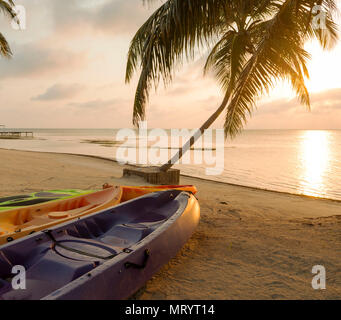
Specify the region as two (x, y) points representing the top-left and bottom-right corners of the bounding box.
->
(224, 0), (338, 137)
(203, 1), (278, 93)
(126, 0), (233, 125)
(0, 0), (16, 58)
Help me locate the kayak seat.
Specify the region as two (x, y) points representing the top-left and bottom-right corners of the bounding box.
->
(64, 216), (156, 247)
(131, 220), (166, 229)
(67, 220), (103, 239)
(98, 224), (151, 246)
(0, 249), (96, 300)
(131, 212), (167, 224)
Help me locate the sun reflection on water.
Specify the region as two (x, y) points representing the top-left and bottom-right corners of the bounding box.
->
(299, 131), (331, 197)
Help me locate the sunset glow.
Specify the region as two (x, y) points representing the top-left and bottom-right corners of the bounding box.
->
(0, 0), (340, 129)
(299, 130), (332, 197)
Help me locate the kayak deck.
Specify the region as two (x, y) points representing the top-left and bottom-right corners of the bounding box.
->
(0, 189), (93, 212)
(0, 187), (122, 245)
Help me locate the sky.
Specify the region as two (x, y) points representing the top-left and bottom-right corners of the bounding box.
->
(0, 0), (341, 129)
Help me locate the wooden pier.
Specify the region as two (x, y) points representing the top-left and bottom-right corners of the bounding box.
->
(0, 131), (34, 139)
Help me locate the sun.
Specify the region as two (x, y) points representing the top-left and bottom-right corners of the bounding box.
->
(304, 38), (341, 93)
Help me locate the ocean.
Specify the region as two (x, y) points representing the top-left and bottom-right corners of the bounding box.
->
(1, 128), (341, 201)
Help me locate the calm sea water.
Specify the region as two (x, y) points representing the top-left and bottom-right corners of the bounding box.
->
(1, 128), (341, 201)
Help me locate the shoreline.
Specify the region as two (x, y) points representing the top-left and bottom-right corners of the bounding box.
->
(1, 148), (341, 299)
(1, 147), (340, 204)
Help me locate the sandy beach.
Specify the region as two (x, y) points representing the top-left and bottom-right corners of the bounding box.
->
(0, 148), (340, 299)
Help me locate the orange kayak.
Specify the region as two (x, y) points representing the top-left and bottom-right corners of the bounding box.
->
(0, 187), (122, 245)
(121, 185), (197, 202)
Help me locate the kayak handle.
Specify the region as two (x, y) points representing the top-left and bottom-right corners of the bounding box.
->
(124, 249), (150, 269)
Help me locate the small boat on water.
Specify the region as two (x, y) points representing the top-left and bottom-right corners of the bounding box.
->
(0, 187), (122, 245)
(0, 190), (200, 300)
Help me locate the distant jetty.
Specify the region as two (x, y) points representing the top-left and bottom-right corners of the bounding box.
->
(0, 126), (34, 139)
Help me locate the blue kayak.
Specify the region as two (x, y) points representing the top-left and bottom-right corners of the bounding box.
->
(0, 190), (200, 300)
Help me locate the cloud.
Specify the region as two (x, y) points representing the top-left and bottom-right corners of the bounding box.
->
(32, 83), (84, 101)
(310, 88), (341, 113)
(68, 98), (127, 109)
(244, 87), (341, 130)
(255, 88), (341, 117)
(0, 43), (86, 79)
(49, 0), (156, 35)
(92, 0), (152, 33)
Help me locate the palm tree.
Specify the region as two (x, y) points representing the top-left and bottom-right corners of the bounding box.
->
(126, 0), (338, 172)
(0, 0), (16, 58)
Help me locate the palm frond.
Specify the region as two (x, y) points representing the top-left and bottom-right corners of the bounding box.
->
(0, 0), (16, 58)
(224, 0), (338, 138)
(0, 31), (11, 56)
(126, 0), (231, 126)
(0, 0), (16, 19)
(204, 30), (235, 91)
(204, 30), (252, 93)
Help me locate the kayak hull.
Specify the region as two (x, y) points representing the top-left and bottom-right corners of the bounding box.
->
(0, 190), (200, 300)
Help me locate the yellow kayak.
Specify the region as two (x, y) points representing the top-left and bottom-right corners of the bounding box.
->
(0, 187), (122, 245)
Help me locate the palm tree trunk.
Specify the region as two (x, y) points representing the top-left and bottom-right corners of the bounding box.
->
(160, 91), (231, 172)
